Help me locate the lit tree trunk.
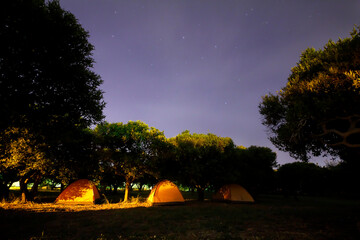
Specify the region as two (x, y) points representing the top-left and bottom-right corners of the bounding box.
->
(123, 181), (131, 202)
(20, 178), (29, 203)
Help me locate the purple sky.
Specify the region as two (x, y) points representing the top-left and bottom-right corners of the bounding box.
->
(59, 0), (359, 165)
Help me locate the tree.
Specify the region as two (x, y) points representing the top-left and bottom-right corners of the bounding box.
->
(259, 27), (360, 164)
(95, 121), (169, 202)
(0, 162), (18, 201)
(326, 161), (360, 197)
(231, 146), (277, 195)
(277, 162), (327, 197)
(48, 128), (101, 188)
(0, 0), (104, 131)
(0, 0), (105, 201)
(0, 128), (51, 202)
(169, 131), (235, 201)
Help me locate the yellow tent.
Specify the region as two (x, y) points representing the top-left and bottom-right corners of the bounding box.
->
(213, 184), (254, 203)
(55, 179), (100, 204)
(147, 180), (185, 206)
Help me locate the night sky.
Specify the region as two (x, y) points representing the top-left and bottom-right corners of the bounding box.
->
(59, 0), (359, 165)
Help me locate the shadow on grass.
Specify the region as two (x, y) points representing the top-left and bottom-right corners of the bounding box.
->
(0, 195), (359, 240)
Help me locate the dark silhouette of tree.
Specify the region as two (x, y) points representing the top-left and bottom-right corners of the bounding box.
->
(169, 131), (235, 201)
(326, 160), (360, 197)
(277, 162), (327, 197)
(0, 0), (104, 201)
(48, 128), (101, 187)
(259, 27), (360, 165)
(231, 146), (277, 196)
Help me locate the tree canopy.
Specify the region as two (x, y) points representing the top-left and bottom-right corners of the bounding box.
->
(94, 121), (169, 202)
(259, 27), (360, 164)
(169, 131), (235, 201)
(0, 0), (105, 201)
(231, 146), (277, 195)
(0, 0), (105, 132)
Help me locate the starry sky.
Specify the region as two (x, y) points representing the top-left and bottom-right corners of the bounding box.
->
(58, 0), (359, 165)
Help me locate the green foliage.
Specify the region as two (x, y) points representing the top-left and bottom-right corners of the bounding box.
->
(169, 130), (235, 200)
(0, 128), (51, 179)
(0, 127), (52, 201)
(259, 26), (360, 162)
(94, 121), (169, 201)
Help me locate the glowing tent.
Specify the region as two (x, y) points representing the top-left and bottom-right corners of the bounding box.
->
(147, 180), (185, 206)
(55, 179), (100, 204)
(213, 184), (254, 203)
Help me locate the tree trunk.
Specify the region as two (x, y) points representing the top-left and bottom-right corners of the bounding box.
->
(113, 185), (118, 193)
(100, 184), (106, 193)
(28, 177), (41, 201)
(0, 183), (10, 201)
(138, 183), (144, 192)
(20, 178), (29, 203)
(197, 187), (205, 201)
(123, 181), (131, 202)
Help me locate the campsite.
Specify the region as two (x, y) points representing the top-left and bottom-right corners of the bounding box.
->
(1, 1), (360, 239)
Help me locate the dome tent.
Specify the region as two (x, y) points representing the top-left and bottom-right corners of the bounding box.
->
(147, 180), (185, 206)
(55, 179), (100, 204)
(213, 184), (254, 203)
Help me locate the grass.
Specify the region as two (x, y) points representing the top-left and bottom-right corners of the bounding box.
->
(0, 192), (359, 240)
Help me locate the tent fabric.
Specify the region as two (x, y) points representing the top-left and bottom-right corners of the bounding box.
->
(147, 180), (185, 206)
(213, 184), (254, 203)
(55, 179), (100, 204)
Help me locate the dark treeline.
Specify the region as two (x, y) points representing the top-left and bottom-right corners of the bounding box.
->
(1, 120), (358, 203)
(277, 161), (359, 198)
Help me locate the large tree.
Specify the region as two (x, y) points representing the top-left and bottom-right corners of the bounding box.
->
(95, 121), (169, 202)
(230, 146), (277, 195)
(0, 0), (104, 131)
(169, 131), (235, 201)
(0, 0), (105, 201)
(259, 27), (360, 165)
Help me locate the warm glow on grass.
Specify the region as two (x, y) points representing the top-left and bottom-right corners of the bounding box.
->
(0, 201), (151, 212)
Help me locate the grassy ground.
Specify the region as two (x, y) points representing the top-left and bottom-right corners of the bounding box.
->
(0, 191), (359, 240)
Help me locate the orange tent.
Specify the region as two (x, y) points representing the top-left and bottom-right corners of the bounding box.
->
(213, 184), (254, 203)
(55, 179), (100, 204)
(147, 180), (185, 206)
